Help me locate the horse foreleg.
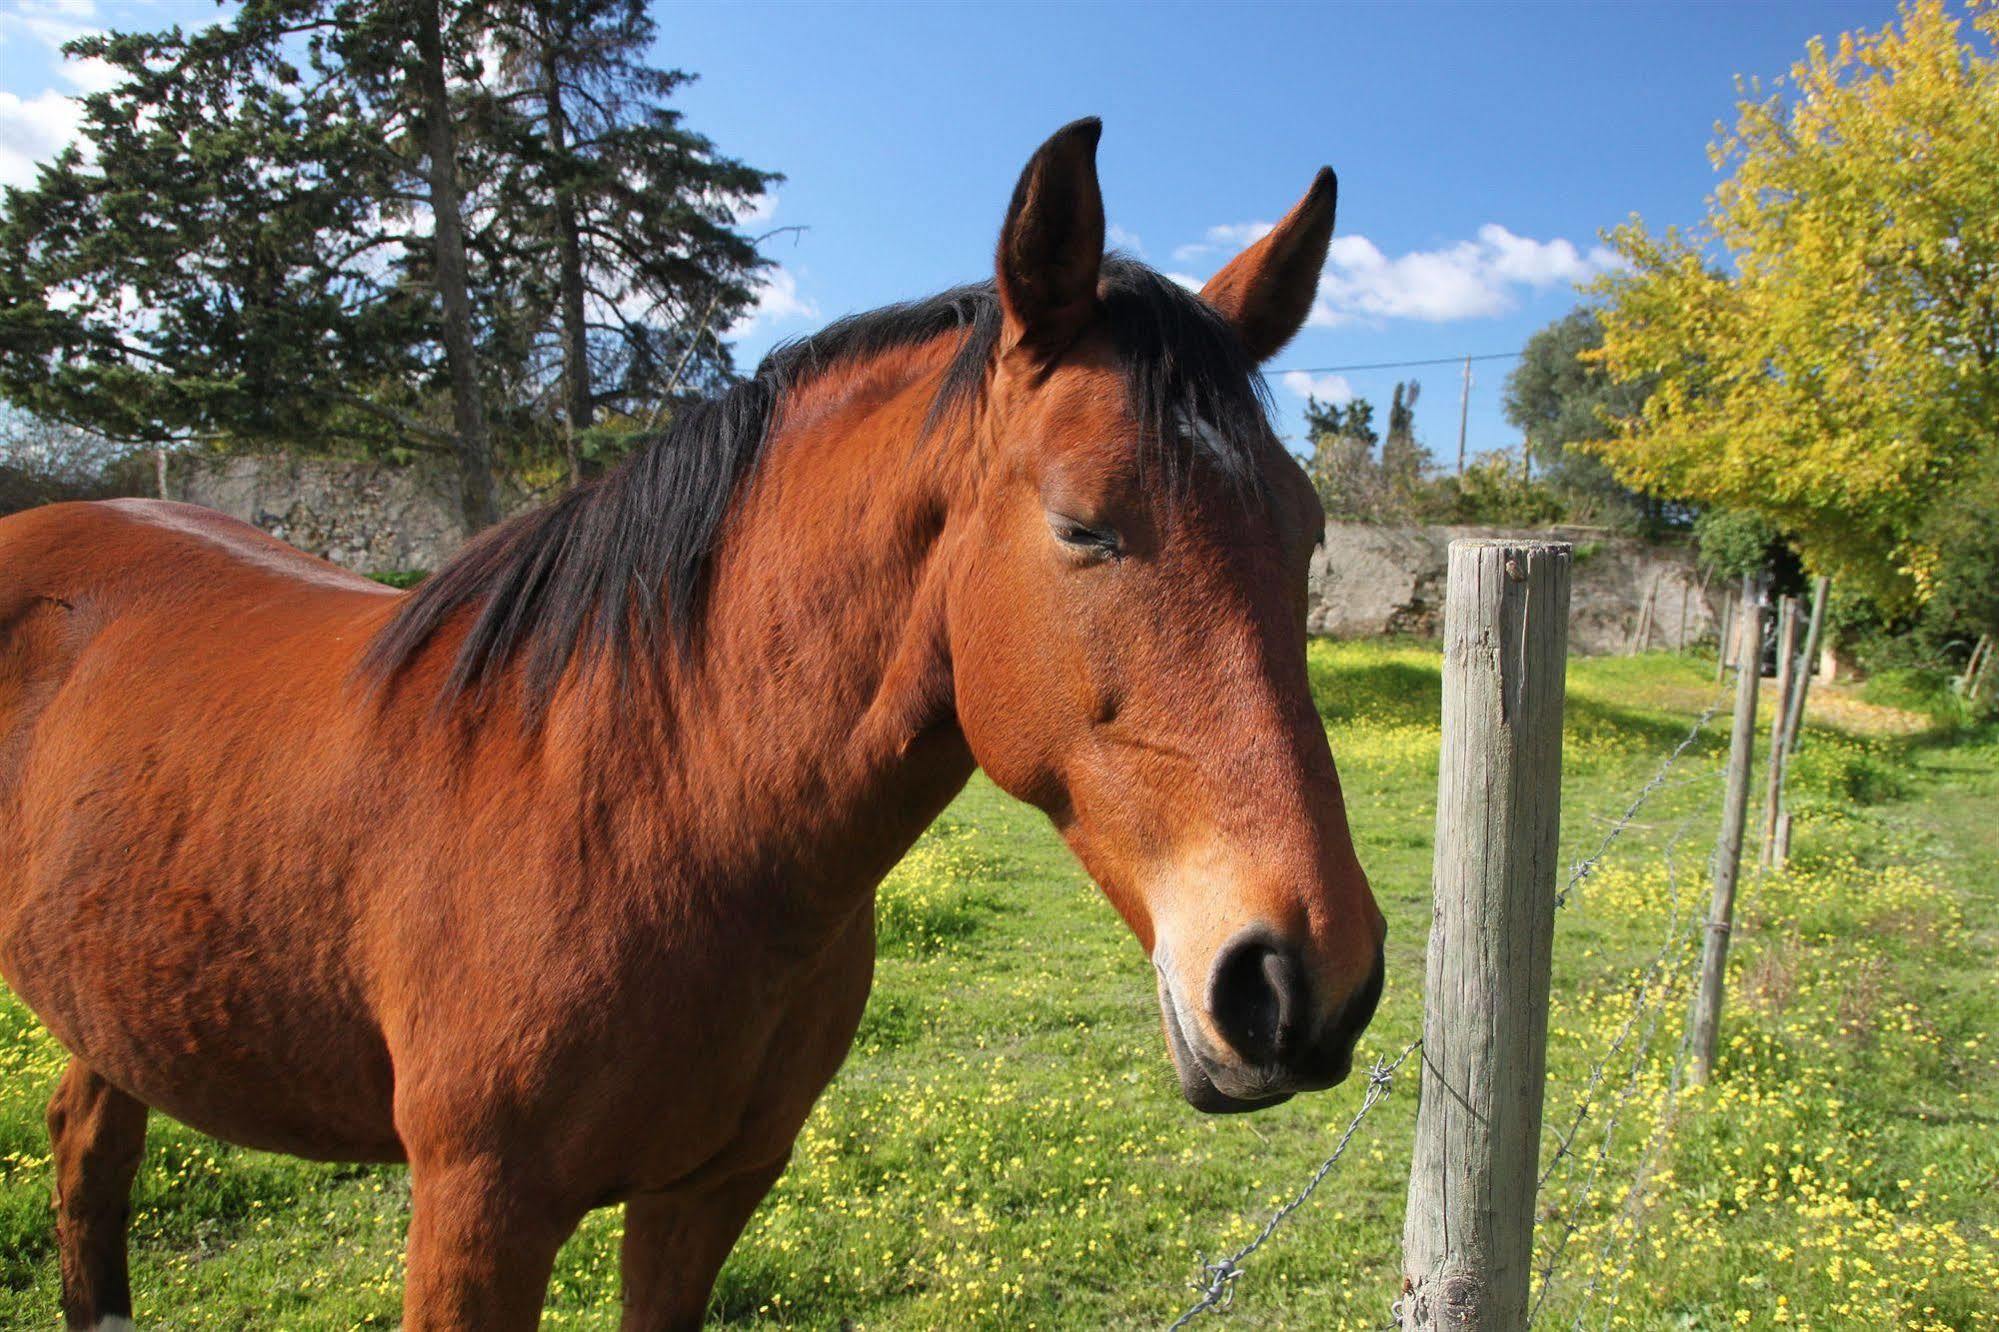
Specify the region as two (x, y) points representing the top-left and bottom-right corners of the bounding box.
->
(400, 1155), (579, 1331)
(617, 1155), (789, 1332)
(46, 1059), (149, 1332)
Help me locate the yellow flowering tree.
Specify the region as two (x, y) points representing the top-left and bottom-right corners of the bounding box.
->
(1589, 0), (1999, 603)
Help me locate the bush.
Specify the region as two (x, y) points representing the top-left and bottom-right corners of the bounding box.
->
(1785, 737), (1905, 807)
(368, 570), (428, 589)
(1424, 455), (1569, 525)
(0, 454), (153, 517)
(1860, 666), (1992, 732)
(1693, 508), (1782, 581)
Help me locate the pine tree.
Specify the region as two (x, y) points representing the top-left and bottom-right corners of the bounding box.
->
(0, 0), (777, 529)
(1381, 380), (1426, 483)
(483, 0), (777, 481)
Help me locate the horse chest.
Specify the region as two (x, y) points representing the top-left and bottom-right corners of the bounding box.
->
(601, 903), (879, 1192)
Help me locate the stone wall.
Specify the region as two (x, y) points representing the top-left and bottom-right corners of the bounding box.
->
(1309, 522), (1714, 656)
(169, 457), (1715, 657)
(167, 454), (527, 573)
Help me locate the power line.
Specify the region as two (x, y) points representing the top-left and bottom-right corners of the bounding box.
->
(1271, 349), (1523, 376)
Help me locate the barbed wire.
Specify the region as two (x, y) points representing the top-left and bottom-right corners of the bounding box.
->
(1536, 770), (1722, 1197)
(1565, 796), (1724, 1332)
(1166, 1038), (1422, 1330)
(1528, 740), (1731, 1324)
(1163, 681), (1733, 1330)
(1556, 687), (1731, 911)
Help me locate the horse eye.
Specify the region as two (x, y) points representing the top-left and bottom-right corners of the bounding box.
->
(1050, 515), (1121, 557)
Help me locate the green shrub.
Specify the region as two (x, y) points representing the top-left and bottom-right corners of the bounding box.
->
(1861, 666), (1991, 732)
(368, 569), (428, 589)
(1786, 737), (1905, 807)
(1692, 508), (1780, 580)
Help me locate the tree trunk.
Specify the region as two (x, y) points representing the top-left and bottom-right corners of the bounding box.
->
(541, 38), (593, 488)
(413, 0), (499, 532)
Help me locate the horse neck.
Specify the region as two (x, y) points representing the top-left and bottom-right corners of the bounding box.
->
(590, 345), (981, 907)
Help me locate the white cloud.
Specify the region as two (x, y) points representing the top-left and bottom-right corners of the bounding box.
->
(726, 265), (818, 339)
(58, 52), (119, 94)
(1175, 217), (1619, 326)
(1106, 222), (1144, 257)
(1313, 226), (1621, 325)
(0, 1), (117, 186)
(1172, 220), (1273, 264)
(1475, 224), (1623, 285)
(0, 88), (85, 188)
(1281, 370), (1353, 403)
(1313, 234), (1501, 323)
(1207, 220), (1273, 249)
(736, 191), (778, 227)
(2, 0), (98, 49)
(1163, 271), (1204, 293)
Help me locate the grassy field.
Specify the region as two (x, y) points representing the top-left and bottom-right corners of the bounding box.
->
(3, 642), (1995, 1329)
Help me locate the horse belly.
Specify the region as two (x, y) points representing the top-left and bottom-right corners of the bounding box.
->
(2, 698), (403, 1159)
(3, 877), (404, 1160)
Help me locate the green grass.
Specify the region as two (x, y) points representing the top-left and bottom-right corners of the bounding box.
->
(2, 642), (1994, 1329)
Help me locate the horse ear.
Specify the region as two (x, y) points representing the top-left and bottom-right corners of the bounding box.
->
(1200, 168), (1338, 363)
(996, 118), (1105, 355)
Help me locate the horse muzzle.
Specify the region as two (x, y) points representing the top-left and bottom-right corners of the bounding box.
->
(1154, 926), (1384, 1114)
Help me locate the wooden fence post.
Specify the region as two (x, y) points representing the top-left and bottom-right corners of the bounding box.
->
(1715, 593), (1736, 685)
(1784, 577), (1830, 755)
(1401, 540), (1571, 1331)
(1628, 577), (1657, 656)
(1689, 576), (1763, 1086)
(1759, 597), (1801, 871)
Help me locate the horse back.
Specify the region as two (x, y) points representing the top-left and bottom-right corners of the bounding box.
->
(0, 499), (392, 795)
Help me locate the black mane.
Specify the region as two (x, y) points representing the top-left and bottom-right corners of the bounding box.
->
(364, 256), (1274, 715)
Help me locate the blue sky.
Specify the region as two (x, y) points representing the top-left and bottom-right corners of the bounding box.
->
(0, 0), (1911, 460)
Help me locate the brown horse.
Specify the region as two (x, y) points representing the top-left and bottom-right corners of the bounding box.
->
(0, 119), (1383, 1330)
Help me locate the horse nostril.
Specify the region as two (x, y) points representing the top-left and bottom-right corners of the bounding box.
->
(1207, 931), (1307, 1065)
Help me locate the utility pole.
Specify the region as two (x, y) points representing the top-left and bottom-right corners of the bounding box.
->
(1456, 355), (1471, 475)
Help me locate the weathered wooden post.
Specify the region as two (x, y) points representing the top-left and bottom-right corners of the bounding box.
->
(1784, 577), (1830, 755)
(1689, 576), (1763, 1085)
(1715, 592), (1736, 685)
(1401, 540), (1571, 1331)
(1627, 577), (1657, 656)
(1759, 596), (1802, 871)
